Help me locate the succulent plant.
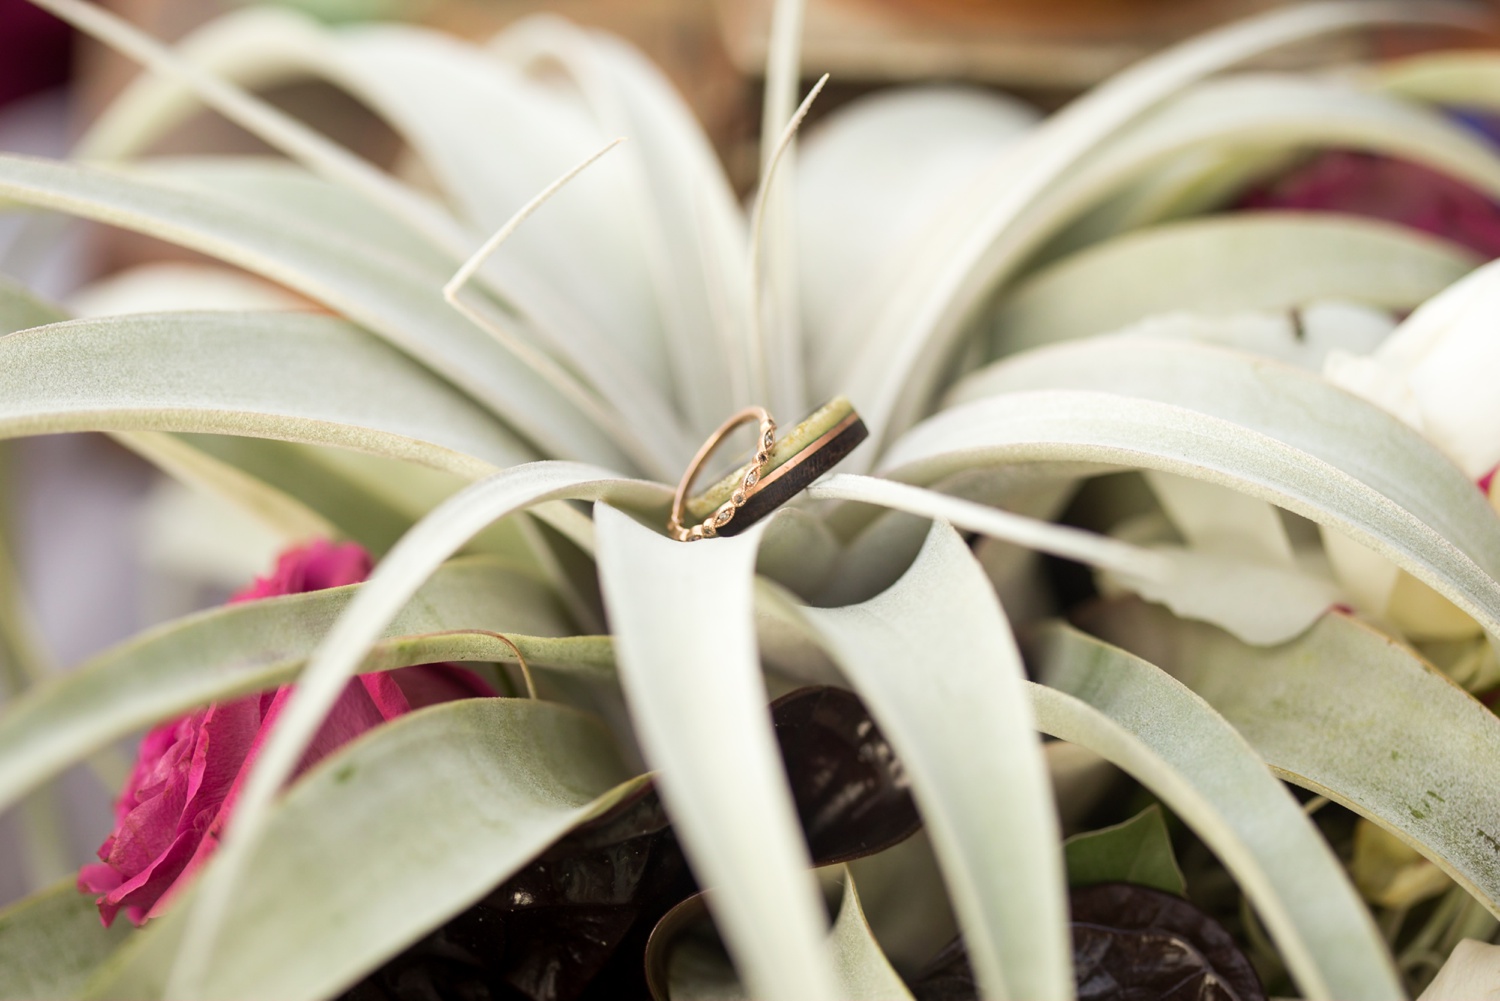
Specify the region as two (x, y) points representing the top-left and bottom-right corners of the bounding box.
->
(3, 0), (1500, 997)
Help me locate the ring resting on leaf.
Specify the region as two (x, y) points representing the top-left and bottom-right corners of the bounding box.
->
(668, 397), (868, 541)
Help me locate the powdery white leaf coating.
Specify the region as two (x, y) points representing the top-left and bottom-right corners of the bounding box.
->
(0, 557), (572, 816)
(988, 213), (1470, 357)
(0, 311), (532, 477)
(594, 505), (840, 1001)
(1091, 604), (1500, 925)
(792, 523), (1073, 1001)
(1032, 623), (1401, 999)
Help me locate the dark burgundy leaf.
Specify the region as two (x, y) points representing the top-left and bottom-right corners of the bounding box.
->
(771, 685), (921, 864)
(340, 686), (919, 1001)
(910, 884), (1265, 1001)
(1071, 884), (1263, 1001)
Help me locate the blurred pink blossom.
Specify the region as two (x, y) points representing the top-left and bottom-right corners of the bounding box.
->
(1239, 149), (1500, 259)
(77, 541), (493, 927)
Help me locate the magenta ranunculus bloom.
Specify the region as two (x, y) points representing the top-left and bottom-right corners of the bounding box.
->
(77, 540), (495, 927)
(1239, 149), (1500, 260)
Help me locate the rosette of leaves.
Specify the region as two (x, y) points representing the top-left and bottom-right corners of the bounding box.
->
(3, 0), (1500, 997)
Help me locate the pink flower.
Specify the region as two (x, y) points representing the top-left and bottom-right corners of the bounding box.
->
(1238, 150), (1500, 260)
(77, 541), (494, 927)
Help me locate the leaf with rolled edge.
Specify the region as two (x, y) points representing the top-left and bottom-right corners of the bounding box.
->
(157, 463), (662, 998)
(1064, 805), (1186, 896)
(1417, 939), (1500, 1000)
(0, 880), (132, 1001)
(1084, 600), (1500, 922)
(986, 214), (1476, 357)
(0, 279), (412, 554)
(901, 341), (1500, 639)
(785, 522), (1073, 1001)
(84, 697), (646, 1001)
(0, 154), (641, 472)
(594, 505), (840, 1001)
(0, 310), (531, 476)
(0, 555), (582, 815)
(1029, 622), (1401, 999)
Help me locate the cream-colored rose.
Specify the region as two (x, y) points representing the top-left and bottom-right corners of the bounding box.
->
(1326, 259), (1500, 479)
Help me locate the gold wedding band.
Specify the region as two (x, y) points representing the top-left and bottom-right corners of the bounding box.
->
(668, 398), (868, 542)
(668, 407), (775, 541)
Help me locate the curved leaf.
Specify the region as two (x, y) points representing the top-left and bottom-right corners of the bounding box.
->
(987, 214), (1475, 356)
(797, 87), (1038, 393)
(162, 462), (660, 996)
(594, 505), (840, 1001)
(77, 10), (689, 450)
(0, 154), (637, 471)
(0, 556), (575, 814)
(1088, 602), (1500, 921)
(913, 340), (1500, 637)
(85, 697), (643, 1001)
(1031, 622), (1400, 999)
(0, 310), (530, 477)
(806, 473), (1167, 581)
(498, 16), (755, 428)
(789, 522), (1073, 1000)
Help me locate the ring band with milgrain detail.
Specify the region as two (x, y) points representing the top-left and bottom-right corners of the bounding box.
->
(672, 397), (867, 540)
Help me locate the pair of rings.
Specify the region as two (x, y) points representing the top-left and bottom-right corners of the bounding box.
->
(667, 398), (867, 542)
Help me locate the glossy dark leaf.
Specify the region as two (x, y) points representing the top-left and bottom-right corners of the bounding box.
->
(336, 785), (694, 1001)
(1071, 883), (1264, 1001)
(770, 685), (922, 865)
(910, 884), (1265, 1001)
(340, 686), (919, 1001)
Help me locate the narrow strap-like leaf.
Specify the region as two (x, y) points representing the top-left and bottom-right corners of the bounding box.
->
(0, 557), (573, 814)
(1091, 602), (1500, 921)
(594, 505), (841, 1001)
(792, 522), (1073, 1000)
(984, 214), (1475, 356)
(0, 155), (635, 470)
(1031, 622), (1402, 999)
(885, 384), (1500, 637)
(0, 310), (531, 476)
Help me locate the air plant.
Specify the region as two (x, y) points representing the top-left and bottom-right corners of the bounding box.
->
(1, 0), (1500, 997)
